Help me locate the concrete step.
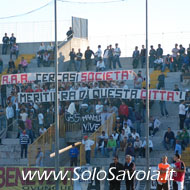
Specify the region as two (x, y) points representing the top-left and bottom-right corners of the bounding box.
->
(0, 158), (28, 166)
(6, 131), (18, 138)
(2, 138), (20, 145)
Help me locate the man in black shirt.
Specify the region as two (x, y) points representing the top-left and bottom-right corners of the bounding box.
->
(66, 27), (73, 41)
(10, 33), (16, 49)
(124, 155), (136, 190)
(163, 127), (175, 150)
(109, 156), (124, 190)
(149, 45), (156, 68)
(84, 46), (94, 71)
(1, 85), (7, 108)
(76, 48), (83, 72)
(68, 48), (76, 71)
(2, 33), (9, 54)
(156, 44), (163, 58)
(140, 45), (146, 68)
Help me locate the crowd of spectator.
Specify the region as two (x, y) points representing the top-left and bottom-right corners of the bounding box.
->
(1, 30), (190, 164)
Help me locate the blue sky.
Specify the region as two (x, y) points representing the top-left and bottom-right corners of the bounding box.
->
(0, 0), (190, 56)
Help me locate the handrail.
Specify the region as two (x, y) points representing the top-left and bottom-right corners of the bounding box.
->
(80, 113), (115, 166)
(58, 34), (73, 49)
(28, 114), (65, 166)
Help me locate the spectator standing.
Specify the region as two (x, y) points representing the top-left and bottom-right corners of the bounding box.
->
(1, 85), (7, 108)
(84, 46), (94, 71)
(35, 147), (44, 167)
(179, 100), (188, 130)
(38, 110), (44, 129)
(2, 33), (9, 54)
(159, 100), (169, 117)
(0, 58), (3, 74)
(6, 102), (14, 131)
(163, 127), (175, 150)
(0, 105), (6, 131)
(82, 136), (94, 164)
(172, 44), (179, 71)
(113, 43), (122, 69)
(108, 156), (123, 190)
(156, 44), (163, 58)
(157, 71), (165, 89)
(94, 45), (102, 65)
(149, 45), (156, 68)
(20, 130), (29, 159)
(95, 100), (103, 114)
(103, 46), (109, 70)
(140, 45), (146, 68)
(132, 46), (140, 68)
(76, 49), (83, 72)
(68, 48), (76, 71)
(108, 45), (114, 69)
(25, 115), (34, 143)
(9, 33), (16, 49)
(69, 143), (79, 166)
(187, 44), (190, 61)
(124, 155), (136, 190)
(66, 27), (73, 41)
(119, 101), (129, 122)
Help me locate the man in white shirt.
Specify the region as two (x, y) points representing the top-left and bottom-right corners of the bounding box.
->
(6, 102), (14, 131)
(123, 123), (131, 137)
(20, 109), (28, 122)
(96, 101), (103, 114)
(172, 44), (179, 71)
(113, 43), (122, 69)
(38, 111), (44, 127)
(82, 136), (94, 164)
(179, 100), (188, 130)
(131, 129), (140, 140)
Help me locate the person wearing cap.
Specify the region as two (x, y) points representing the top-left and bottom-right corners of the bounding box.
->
(20, 130), (29, 159)
(157, 156), (170, 190)
(69, 143), (79, 166)
(82, 136), (94, 164)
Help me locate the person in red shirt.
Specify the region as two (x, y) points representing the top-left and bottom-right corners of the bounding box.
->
(25, 85), (34, 93)
(172, 153), (186, 190)
(35, 85), (43, 92)
(119, 101), (129, 122)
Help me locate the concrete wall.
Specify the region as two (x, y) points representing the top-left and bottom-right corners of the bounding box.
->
(58, 37), (89, 71)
